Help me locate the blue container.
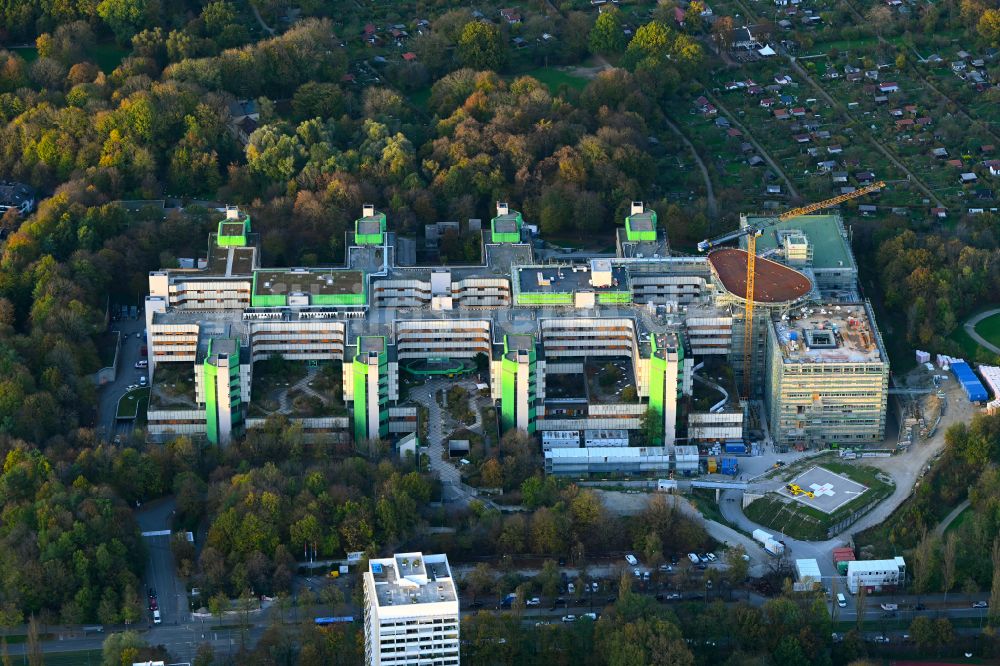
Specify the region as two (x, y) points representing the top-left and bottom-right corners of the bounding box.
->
(724, 442), (747, 455)
(951, 361), (989, 402)
(721, 458), (739, 475)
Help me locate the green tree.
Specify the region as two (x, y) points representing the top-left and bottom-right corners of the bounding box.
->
(97, 0), (148, 42)
(101, 631), (147, 666)
(640, 407), (664, 445)
(458, 21), (505, 71)
(589, 9), (625, 55)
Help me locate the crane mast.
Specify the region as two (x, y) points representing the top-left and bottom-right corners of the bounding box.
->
(699, 182), (886, 399)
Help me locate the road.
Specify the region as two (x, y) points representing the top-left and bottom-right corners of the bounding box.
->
(408, 379), (480, 504)
(702, 89), (801, 201)
(137, 498), (187, 629)
(717, 376), (974, 580)
(96, 316), (145, 442)
(964, 308), (1000, 356)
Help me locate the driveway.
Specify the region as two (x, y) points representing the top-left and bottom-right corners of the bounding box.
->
(717, 376), (974, 579)
(97, 316), (146, 442)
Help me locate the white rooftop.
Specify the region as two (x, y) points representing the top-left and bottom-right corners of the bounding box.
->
(368, 552), (457, 609)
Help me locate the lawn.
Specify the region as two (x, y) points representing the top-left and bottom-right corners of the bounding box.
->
(944, 505), (972, 536)
(116, 387), (149, 419)
(517, 67), (589, 94)
(974, 312), (1000, 349)
(746, 462), (894, 541)
(90, 43), (128, 73)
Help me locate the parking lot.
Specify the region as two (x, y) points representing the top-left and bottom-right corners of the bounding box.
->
(97, 314), (146, 442)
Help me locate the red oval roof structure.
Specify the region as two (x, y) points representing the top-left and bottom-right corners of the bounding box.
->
(708, 248), (812, 304)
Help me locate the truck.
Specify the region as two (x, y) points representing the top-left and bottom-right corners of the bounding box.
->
(764, 539), (785, 556)
(752, 529), (773, 545)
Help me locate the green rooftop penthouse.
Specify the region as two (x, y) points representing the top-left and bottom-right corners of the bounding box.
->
(251, 268), (366, 307)
(625, 201), (657, 242)
(217, 206), (251, 247)
(491, 202), (523, 243)
(355, 204), (386, 246)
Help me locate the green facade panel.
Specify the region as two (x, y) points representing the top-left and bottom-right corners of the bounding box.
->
(625, 210), (658, 242)
(597, 291), (632, 305)
(516, 292), (574, 306)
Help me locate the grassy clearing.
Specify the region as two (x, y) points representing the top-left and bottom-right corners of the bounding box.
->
(38, 650), (103, 665)
(973, 312), (1000, 349)
(116, 387), (149, 419)
(517, 68), (589, 93)
(746, 462), (894, 541)
(90, 43), (128, 73)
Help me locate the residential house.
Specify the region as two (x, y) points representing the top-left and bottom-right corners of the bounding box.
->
(817, 160), (837, 171)
(402, 52), (417, 62)
(512, 37), (528, 49)
(793, 134), (810, 143)
(986, 161), (1000, 176)
(827, 145), (843, 154)
(946, 159), (963, 168)
(748, 155), (765, 166)
(931, 207), (947, 218)
(774, 75), (793, 85)
(840, 186), (857, 194)
(931, 148), (949, 159)
(889, 108), (903, 117)
(916, 117), (932, 126)
(766, 184), (782, 194)
(960, 172), (978, 184)
(831, 172), (848, 183)
(727, 128), (743, 138)
(740, 142), (755, 154)
(773, 108), (790, 120)
(715, 117), (731, 128)
(0, 181), (35, 215)
(791, 107), (806, 117)
(673, 6), (685, 25)
(729, 26), (762, 51)
(500, 8), (522, 24)
(855, 171), (876, 183)
(760, 97), (776, 108)
(895, 119), (914, 129)
(879, 82), (900, 93)
(858, 205), (877, 215)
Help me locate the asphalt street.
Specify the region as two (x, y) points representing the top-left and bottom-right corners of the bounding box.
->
(137, 499), (186, 628)
(97, 316), (146, 442)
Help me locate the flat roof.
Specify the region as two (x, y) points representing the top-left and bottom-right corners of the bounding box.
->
(368, 552), (457, 609)
(357, 217), (383, 235)
(208, 244), (257, 276)
(219, 221), (246, 237)
(627, 211), (655, 231)
(774, 303), (884, 363)
(359, 336), (385, 354)
(516, 264), (628, 293)
(254, 269), (363, 296)
(492, 214), (520, 234)
(748, 214), (854, 270)
(708, 248), (812, 303)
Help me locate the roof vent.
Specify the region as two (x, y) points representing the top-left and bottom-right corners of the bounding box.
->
(362, 204), (375, 217)
(496, 202), (509, 216)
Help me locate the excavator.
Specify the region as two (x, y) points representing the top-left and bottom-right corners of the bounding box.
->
(698, 181), (886, 398)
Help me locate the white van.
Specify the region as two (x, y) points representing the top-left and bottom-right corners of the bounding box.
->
(687, 553), (700, 564)
(837, 593), (847, 608)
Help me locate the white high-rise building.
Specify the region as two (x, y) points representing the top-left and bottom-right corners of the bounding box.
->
(363, 552), (460, 666)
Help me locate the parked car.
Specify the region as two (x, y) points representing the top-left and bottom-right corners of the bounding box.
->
(973, 601), (989, 608)
(633, 569), (641, 578)
(871, 635), (889, 644)
(152, 610), (161, 625)
(567, 583), (575, 594)
(642, 572), (650, 582)
(880, 603), (898, 611)
(581, 612), (597, 620)
(526, 597), (540, 606)
(625, 554), (638, 566)
(561, 615), (576, 623)
(659, 564), (673, 572)
(665, 593), (683, 600)
(706, 553), (717, 562)
(134, 360), (148, 369)
(687, 553), (700, 564)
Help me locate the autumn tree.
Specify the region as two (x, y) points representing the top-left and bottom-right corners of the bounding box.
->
(458, 21), (505, 71)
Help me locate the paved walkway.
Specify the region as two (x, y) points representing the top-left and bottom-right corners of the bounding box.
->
(934, 499), (971, 538)
(964, 308), (1000, 355)
(410, 380), (478, 505)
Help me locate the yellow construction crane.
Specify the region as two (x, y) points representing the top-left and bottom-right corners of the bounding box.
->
(698, 181), (886, 398)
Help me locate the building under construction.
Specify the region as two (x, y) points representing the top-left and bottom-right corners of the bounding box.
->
(765, 302), (889, 447)
(702, 211), (889, 448)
